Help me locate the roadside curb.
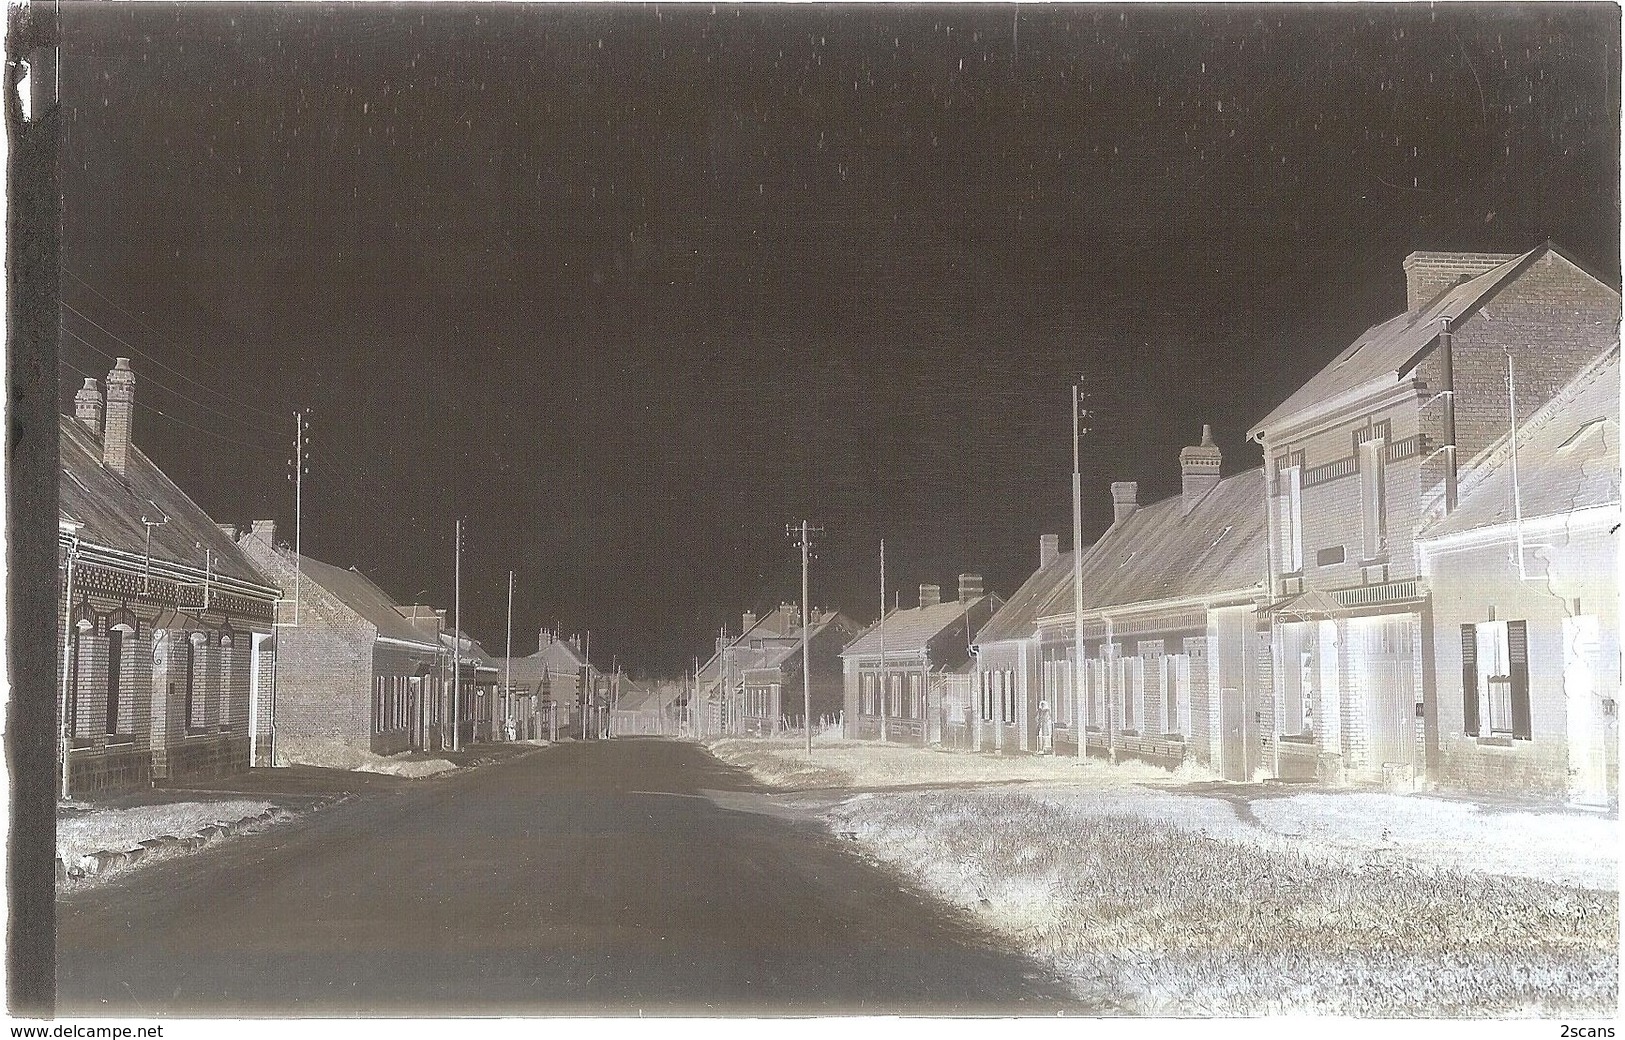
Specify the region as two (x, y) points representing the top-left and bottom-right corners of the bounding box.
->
(58, 802), (314, 883)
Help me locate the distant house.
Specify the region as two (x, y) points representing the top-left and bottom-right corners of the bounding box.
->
(237, 525), (447, 761)
(1247, 244), (1620, 785)
(59, 359), (281, 794)
(1417, 346), (1619, 805)
(492, 628), (600, 738)
(841, 575), (1003, 745)
(695, 604), (859, 736)
(961, 535), (1075, 754)
(1032, 432), (1268, 777)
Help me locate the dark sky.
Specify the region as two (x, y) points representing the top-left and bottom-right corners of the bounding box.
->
(57, 3), (1620, 675)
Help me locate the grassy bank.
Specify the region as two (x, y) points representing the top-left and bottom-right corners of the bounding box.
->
(706, 736), (1203, 790)
(828, 789), (1618, 1016)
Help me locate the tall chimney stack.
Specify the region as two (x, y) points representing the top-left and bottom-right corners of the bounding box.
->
(958, 573), (983, 603)
(742, 610), (757, 635)
(102, 358), (135, 475)
(1401, 251), (1518, 312)
(918, 583), (941, 608)
(73, 378), (104, 434)
(1039, 533), (1059, 569)
(1110, 481), (1139, 524)
(1179, 425), (1222, 514)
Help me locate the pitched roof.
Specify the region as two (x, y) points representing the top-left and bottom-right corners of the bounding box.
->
(1035, 468), (1267, 623)
(841, 595), (996, 658)
(697, 611), (860, 686)
(285, 551), (442, 648)
(1250, 244), (1606, 437)
(1423, 346), (1620, 540)
(59, 415), (273, 590)
(975, 550), (1078, 645)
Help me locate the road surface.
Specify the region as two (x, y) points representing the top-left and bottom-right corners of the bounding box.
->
(57, 738), (1081, 1015)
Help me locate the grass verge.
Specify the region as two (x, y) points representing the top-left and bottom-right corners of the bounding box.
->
(827, 789), (1618, 1016)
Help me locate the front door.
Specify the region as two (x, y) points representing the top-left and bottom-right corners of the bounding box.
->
(1358, 616), (1416, 770)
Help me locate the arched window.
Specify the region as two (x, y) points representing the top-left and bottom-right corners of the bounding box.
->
(67, 618), (92, 739)
(186, 632), (207, 731)
(107, 623), (134, 737)
(218, 635), (234, 731)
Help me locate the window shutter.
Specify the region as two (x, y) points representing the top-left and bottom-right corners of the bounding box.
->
(1460, 625), (1479, 736)
(1508, 620), (1531, 740)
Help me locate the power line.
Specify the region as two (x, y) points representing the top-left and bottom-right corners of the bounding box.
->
(60, 357), (287, 457)
(60, 299), (287, 425)
(62, 267), (301, 414)
(60, 323), (287, 441)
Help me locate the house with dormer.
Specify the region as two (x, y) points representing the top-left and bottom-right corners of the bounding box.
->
(1247, 244), (1620, 785)
(59, 359), (281, 794)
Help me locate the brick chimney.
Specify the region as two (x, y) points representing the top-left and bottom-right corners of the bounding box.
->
(1402, 251), (1519, 312)
(102, 357), (135, 476)
(1179, 425), (1222, 514)
(247, 519), (277, 549)
(1039, 533), (1059, 569)
(919, 583), (941, 608)
(539, 627), (556, 652)
(742, 610), (757, 634)
(73, 378), (103, 434)
(958, 573), (983, 603)
(1111, 481), (1139, 524)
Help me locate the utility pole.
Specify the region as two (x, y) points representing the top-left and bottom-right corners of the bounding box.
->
(292, 410), (308, 624)
(453, 518), (462, 753)
(505, 569), (514, 741)
(1072, 384), (1089, 761)
(878, 538), (887, 744)
(787, 521), (823, 755)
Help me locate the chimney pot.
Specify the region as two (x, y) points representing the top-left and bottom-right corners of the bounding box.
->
(73, 378), (104, 435)
(958, 573), (983, 603)
(102, 358), (135, 476)
(1179, 426), (1223, 513)
(1110, 481), (1139, 524)
(918, 583), (941, 608)
(1039, 533), (1059, 569)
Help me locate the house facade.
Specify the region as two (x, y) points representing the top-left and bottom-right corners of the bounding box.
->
(59, 359), (281, 794)
(1248, 245), (1621, 786)
(1032, 433), (1268, 778)
(1417, 346), (1619, 805)
(237, 524), (448, 761)
(493, 628), (599, 739)
(841, 575), (1002, 745)
(958, 535), (1073, 754)
(693, 604), (855, 736)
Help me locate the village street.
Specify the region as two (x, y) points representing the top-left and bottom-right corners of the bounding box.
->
(55, 739), (1080, 1016)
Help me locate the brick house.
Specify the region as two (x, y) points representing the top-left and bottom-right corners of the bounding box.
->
(841, 575), (1003, 745)
(236, 524), (447, 762)
(1031, 431), (1268, 778)
(958, 535), (1074, 754)
(693, 604), (857, 736)
(493, 628), (599, 738)
(1417, 346), (1619, 805)
(441, 628), (501, 746)
(58, 359), (281, 794)
(1247, 244), (1620, 785)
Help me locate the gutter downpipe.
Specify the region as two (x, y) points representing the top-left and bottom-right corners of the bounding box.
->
(1440, 317), (1459, 515)
(59, 533), (79, 800)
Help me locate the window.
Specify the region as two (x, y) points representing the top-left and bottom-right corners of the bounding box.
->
(1462, 620), (1530, 739)
(1125, 656), (1144, 734)
(105, 627), (126, 735)
(217, 635), (232, 731)
(185, 634), (206, 731)
(995, 670), (1015, 724)
(909, 674), (922, 720)
(1278, 624), (1313, 736)
(979, 671), (993, 722)
(861, 673), (876, 716)
(1359, 438), (1387, 558)
(1168, 654), (1193, 737)
(1277, 464), (1304, 573)
(66, 622), (86, 738)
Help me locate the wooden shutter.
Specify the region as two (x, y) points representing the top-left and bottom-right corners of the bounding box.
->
(1460, 625), (1479, 737)
(1508, 620), (1531, 740)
